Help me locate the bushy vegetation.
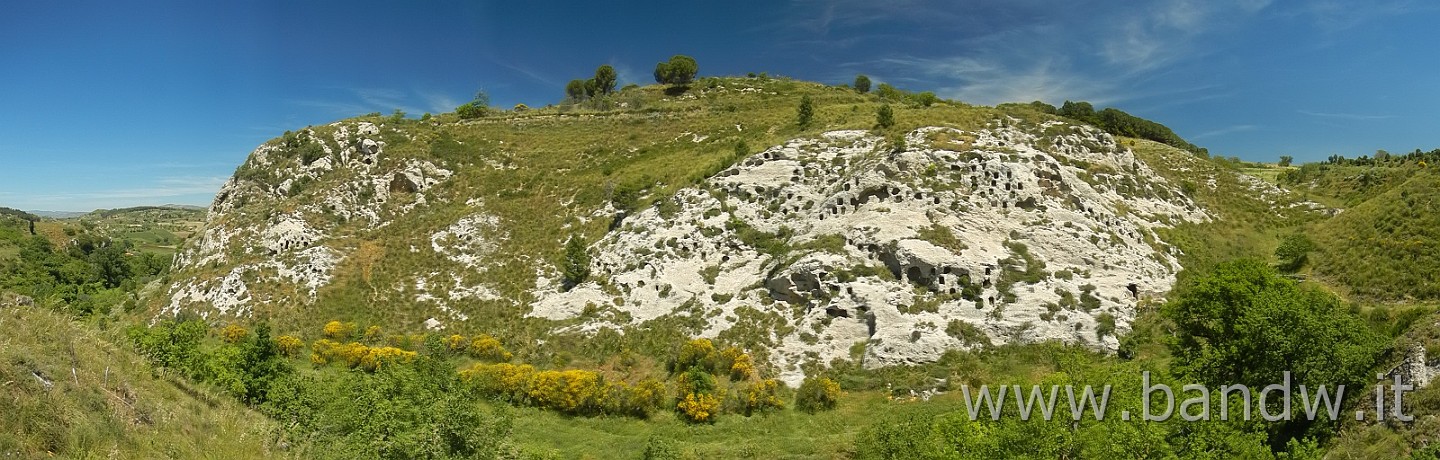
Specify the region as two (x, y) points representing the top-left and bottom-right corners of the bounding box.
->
(1043, 100), (1208, 156)
(652, 55), (698, 87)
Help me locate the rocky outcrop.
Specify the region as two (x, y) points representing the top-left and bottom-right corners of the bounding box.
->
(165, 114), (1216, 385)
(530, 121), (1207, 385)
(165, 120), (454, 319)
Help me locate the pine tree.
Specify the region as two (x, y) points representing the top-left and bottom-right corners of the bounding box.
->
(562, 234), (591, 290)
(797, 95), (814, 128)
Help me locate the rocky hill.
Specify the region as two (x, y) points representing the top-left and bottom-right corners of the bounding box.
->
(152, 78), (1306, 383)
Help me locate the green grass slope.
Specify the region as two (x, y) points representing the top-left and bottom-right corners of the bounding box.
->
(0, 304), (280, 458)
(1309, 170), (1440, 300)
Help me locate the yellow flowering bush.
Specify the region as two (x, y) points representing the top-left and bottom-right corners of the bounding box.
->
(444, 334), (468, 352)
(460, 362), (536, 402)
(310, 339), (341, 365)
(322, 321), (354, 340)
(359, 346), (417, 371)
(469, 334), (513, 362)
(219, 324), (249, 344)
(795, 376), (842, 413)
(675, 338), (716, 372)
(527, 369), (603, 414)
(742, 379), (786, 415)
(677, 392), (721, 423)
(363, 325), (383, 342)
(275, 335), (304, 358)
(722, 347), (756, 381)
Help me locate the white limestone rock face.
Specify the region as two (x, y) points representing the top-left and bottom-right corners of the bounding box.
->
(531, 120), (1208, 385)
(165, 121), (454, 319)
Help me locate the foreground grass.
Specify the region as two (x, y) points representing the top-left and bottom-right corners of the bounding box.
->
(0, 305), (279, 459)
(508, 391), (922, 459)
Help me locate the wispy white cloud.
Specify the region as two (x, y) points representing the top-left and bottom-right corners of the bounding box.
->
(831, 0), (1270, 108)
(1291, 0), (1434, 32)
(1191, 124), (1259, 139)
(292, 86), (465, 118)
(1297, 110), (1394, 120)
(493, 60), (560, 87)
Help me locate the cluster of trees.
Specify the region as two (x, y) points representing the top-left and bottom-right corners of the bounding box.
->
(1318, 148), (1440, 167)
(0, 230), (168, 316)
(565, 65), (619, 102)
(1026, 100), (1209, 156)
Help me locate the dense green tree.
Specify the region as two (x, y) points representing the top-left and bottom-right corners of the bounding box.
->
(1278, 156), (1294, 167)
(876, 104), (895, 129)
(89, 243), (131, 288)
(562, 234), (591, 290)
(913, 91), (938, 107)
(1059, 100), (1096, 122)
(797, 95), (814, 128)
(565, 79), (587, 101)
(653, 55), (698, 86)
(854, 74), (871, 94)
(1163, 259), (1382, 447)
(593, 65), (617, 95)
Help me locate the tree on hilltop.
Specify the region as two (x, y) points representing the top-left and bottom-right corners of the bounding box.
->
(593, 65), (617, 95)
(653, 55), (698, 86)
(566, 79), (588, 101)
(853, 74), (871, 94)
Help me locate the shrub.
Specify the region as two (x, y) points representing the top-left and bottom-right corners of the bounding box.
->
(626, 378), (668, 417)
(913, 91), (938, 107)
(455, 90), (490, 119)
(854, 74), (871, 94)
(275, 335), (304, 358)
(455, 102), (486, 119)
(795, 376), (841, 413)
(742, 379), (786, 415)
(566, 79), (587, 101)
(363, 325), (382, 342)
(527, 369), (604, 415)
(677, 392), (721, 423)
(220, 324), (249, 344)
(444, 334), (468, 353)
(722, 347), (755, 381)
(1095, 312), (1116, 339)
(675, 338), (716, 372)
(322, 321), (354, 340)
(358, 346), (417, 372)
(876, 104), (895, 129)
(310, 339), (340, 365)
(469, 334), (513, 362)
(1274, 233), (1315, 272)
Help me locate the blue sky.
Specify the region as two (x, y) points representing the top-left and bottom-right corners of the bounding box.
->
(2, 0), (1436, 211)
